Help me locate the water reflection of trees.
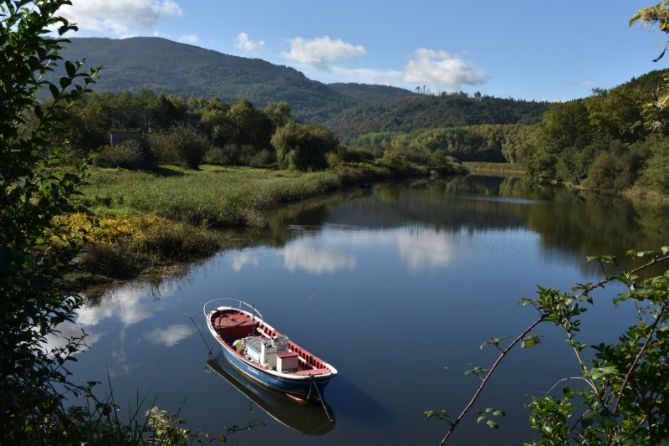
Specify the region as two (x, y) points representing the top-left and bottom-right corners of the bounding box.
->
(255, 176), (668, 272)
(184, 176), (668, 276)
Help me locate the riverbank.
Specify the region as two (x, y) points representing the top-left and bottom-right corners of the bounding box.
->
(68, 160), (466, 287)
(464, 162), (669, 206)
(463, 161), (525, 176)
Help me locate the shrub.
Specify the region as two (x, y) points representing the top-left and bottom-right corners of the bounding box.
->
(149, 126), (209, 169)
(638, 136), (669, 193)
(584, 140), (647, 190)
(203, 147), (230, 165)
(93, 140), (155, 170)
(340, 147), (376, 163)
(376, 150), (424, 176)
(431, 150), (466, 175)
(237, 144), (260, 165)
(248, 149), (275, 167)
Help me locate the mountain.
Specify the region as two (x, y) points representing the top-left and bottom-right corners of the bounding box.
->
(53, 37), (548, 138)
(56, 37), (356, 121)
(329, 83), (415, 103)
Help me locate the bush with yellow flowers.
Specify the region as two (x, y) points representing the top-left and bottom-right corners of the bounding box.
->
(53, 213), (164, 247)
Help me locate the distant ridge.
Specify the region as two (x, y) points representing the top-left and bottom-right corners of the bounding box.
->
(56, 37), (357, 121)
(53, 37), (549, 138)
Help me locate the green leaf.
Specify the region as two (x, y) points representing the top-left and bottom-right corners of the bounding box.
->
(59, 77), (71, 89)
(630, 14), (641, 27)
(464, 366), (488, 377)
(589, 366), (618, 381)
(65, 60), (76, 77)
(486, 419), (499, 429)
(480, 336), (508, 350)
(48, 83), (60, 99)
(521, 335), (541, 349)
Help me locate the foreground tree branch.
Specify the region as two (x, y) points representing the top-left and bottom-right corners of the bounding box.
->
(439, 253), (669, 445)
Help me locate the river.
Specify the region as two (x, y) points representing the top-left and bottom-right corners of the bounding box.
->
(57, 175), (669, 445)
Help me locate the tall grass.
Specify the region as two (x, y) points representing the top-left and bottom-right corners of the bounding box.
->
(84, 166), (343, 227)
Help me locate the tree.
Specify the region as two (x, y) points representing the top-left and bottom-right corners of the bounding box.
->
(0, 1), (98, 442)
(431, 250), (669, 445)
(430, 5), (669, 443)
(227, 97), (273, 149)
(536, 100), (592, 153)
(262, 101), (292, 128)
(271, 122), (338, 170)
(631, 2), (669, 128)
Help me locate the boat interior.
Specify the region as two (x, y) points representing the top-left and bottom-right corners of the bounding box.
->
(211, 308), (331, 376)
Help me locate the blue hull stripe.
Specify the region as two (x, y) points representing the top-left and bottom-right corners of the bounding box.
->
(222, 347), (330, 398)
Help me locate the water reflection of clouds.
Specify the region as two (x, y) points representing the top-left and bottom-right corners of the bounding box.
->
(395, 229), (455, 271)
(144, 324), (195, 347)
(279, 227), (458, 274)
(230, 251), (260, 272)
(43, 321), (102, 355)
(282, 238), (357, 274)
(45, 281), (179, 365)
(77, 281), (177, 327)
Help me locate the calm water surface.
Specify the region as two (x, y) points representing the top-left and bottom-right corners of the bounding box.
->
(60, 176), (669, 445)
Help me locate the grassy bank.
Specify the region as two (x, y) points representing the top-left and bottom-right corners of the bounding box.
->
(72, 161), (464, 284)
(463, 161), (525, 176)
(84, 165), (346, 227)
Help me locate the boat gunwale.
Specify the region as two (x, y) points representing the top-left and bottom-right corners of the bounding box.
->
(206, 306), (338, 381)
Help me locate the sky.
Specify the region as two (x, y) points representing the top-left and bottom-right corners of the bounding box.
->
(59, 0), (668, 101)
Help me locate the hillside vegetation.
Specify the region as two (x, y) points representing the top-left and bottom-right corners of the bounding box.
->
(55, 37), (353, 122)
(523, 69), (669, 195)
(53, 37), (547, 135)
(349, 69), (669, 198)
(325, 92), (548, 141)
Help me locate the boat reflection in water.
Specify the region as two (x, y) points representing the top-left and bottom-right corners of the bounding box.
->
(206, 353), (336, 436)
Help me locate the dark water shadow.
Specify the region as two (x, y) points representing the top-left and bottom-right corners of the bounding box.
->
(206, 354), (336, 436)
(325, 377), (390, 424)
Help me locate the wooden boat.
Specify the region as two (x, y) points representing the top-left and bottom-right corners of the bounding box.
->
(204, 299), (337, 400)
(206, 353), (335, 435)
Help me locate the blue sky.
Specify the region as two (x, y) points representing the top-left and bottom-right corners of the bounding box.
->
(61, 0), (666, 101)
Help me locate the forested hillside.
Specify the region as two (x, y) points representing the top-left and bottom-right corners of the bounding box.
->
(324, 92), (549, 140)
(329, 83), (416, 103)
(53, 38), (548, 135)
(523, 69), (669, 194)
(350, 124), (535, 162)
(55, 37), (353, 122)
(348, 69), (669, 186)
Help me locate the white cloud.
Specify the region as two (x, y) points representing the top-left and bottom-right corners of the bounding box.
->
(178, 34), (199, 44)
(60, 0), (182, 36)
(403, 48), (487, 91)
(279, 38), (485, 91)
(231, 251), (260, 272)
(282, 238), (356, 274)
(282, 36), (365, 69)
(145, 324), (195, 347)
(235, 32), (265, 53)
